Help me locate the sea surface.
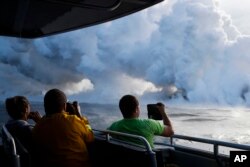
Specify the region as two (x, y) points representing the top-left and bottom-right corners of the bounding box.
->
(1, 102), (250, 154)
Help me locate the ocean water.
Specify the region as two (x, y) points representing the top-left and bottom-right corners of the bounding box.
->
(85, 103), (250, 146)
(1, 102), (250, 148)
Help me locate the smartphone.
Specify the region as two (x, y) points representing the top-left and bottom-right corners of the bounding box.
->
(147, 104), (162, 120)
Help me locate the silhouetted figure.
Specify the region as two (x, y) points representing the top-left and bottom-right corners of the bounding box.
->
(32, 88), (94, 167)
(5, 96), (41, 151)
(108, 94), (174, 148)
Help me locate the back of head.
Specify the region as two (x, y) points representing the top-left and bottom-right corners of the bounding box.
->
(119, 95), (139, 118)
(44, 89), (67, 115)
(5, 96), (30, 120)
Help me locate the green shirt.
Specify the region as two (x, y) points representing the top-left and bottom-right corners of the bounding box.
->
(107, 118), (164, 148)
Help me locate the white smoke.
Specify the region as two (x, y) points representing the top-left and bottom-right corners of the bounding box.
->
(0, 0), (250, 105)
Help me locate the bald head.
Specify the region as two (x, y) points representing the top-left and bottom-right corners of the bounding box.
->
(119, 95), (139, 118)
(44, 89), (67, 115)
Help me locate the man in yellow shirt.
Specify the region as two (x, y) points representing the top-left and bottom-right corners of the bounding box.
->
(32, 89), (94, 167)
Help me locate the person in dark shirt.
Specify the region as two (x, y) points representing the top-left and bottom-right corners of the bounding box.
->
(5, 96), (41, 151)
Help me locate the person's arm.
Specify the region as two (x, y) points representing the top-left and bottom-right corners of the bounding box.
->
(72, 101), (93, 139)
(72, 101), (91, 125)
(28, 111), (42, 123)
(157, 103), (174, 137)
(82, 120), (94, 143)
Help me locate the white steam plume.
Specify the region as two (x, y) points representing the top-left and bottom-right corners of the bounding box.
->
(1, 0), (250, 105)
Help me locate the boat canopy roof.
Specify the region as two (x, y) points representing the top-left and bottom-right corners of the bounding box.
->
(0, 0), (163, 38)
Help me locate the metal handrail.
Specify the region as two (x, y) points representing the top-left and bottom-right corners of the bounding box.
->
(93, 129), (153, 152)
(170, 134), (250, 156)
(168, 134), (250, 167)
(171, 134), (250, 150)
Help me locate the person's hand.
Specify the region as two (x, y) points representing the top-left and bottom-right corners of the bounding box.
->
(73, 101), (82, 117)
(156, 102), (174, 136)
(28, 111), (42, 123)
(156, 102), (166, 115)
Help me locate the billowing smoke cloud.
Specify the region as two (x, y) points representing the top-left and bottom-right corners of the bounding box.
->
(1, 0), (250, 105)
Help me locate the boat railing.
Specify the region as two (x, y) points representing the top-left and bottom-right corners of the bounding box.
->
(161, 134), (250, 167)
(169, 134), (250, 155)
(92, 130), (250, 167)
(94, 129), (154, 151)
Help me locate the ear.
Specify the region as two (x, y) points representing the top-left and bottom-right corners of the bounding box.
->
(135, 106), (140, 116)
(23, 106), (30, 120)
(63, 103), (67, 112)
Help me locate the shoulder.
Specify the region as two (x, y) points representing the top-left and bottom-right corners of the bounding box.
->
(34, 113), (82, 129)
(44, 112), (80, 122)
(6, 120), (33, 136)
(111, 119), (124, 124)
(107, 119), (123, 129)
(62, 113), (89, 127)
(141, 118), (160, 124)
(6, 120), (33, 129)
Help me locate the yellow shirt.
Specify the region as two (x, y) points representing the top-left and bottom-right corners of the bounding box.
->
(32, 112), (94, 167)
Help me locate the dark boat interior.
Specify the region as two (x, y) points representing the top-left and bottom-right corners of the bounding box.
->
(0, 0), (163, 38)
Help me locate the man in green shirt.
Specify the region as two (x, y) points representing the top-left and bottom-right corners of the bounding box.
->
(107, 95), (174, 148)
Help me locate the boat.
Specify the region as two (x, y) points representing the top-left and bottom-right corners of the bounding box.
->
(0, 0), (250, 167)
(2, 124), (250, 167)
(0, 0), (163, 38)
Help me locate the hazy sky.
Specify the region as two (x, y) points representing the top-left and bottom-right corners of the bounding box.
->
(1, 0), (250, 105)
(218, 0), (250, 35)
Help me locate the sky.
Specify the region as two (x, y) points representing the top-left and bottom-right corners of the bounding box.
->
(1, 0), (250, 105)
(218, 0), (250, 35)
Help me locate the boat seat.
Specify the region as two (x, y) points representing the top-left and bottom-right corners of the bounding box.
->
(153, 146), (176, 167)
(1, 125), (31, 167)
(89, 130), (158, 167)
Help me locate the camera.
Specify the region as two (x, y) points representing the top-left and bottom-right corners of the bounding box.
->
(147, 104), (162, 120)
(66, 101), (82, 118)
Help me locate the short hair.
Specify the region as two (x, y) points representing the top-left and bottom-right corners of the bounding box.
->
(119, 95), (139, 118)
(5, 96), (30, 120)
(44, 89), (67, 115)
